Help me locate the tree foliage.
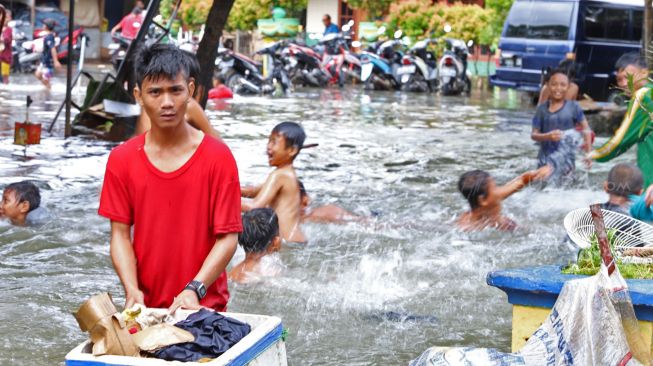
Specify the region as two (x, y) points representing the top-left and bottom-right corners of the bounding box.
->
(226, 0), (307, 31)
(346, 0), (394, 18)
(385, 0), (511, 47)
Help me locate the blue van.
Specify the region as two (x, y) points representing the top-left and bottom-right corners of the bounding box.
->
(490, 0), (643, 101)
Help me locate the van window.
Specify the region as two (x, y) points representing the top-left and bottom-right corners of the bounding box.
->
(584, 6), (630, 40)
(633, 10), (643, 41)
(505, 1), (574, 40)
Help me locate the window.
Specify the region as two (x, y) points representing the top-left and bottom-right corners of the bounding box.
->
(505, 1), (574, 40)
(633, 10), (643, 41)
(583, 6), (633, 41)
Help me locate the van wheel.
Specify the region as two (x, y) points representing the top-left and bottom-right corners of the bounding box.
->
(607, 90), (628, 106)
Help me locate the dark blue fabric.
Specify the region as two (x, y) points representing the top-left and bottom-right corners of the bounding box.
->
(41, 34), (56, 69)
(532, 100), (585, 166)
(324, 23), (339, 35)
(154, 309), (251, 362)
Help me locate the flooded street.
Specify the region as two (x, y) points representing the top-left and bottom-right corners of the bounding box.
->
(0, 75), (635, 365)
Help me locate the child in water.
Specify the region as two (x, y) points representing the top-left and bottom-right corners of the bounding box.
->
(298, 180), (365, 224)
(456, 166), (552, 231)
(229, 208), (283, 284)
(599, 163), (653, 222)
(241, 122), (307, 244)
(531, 70), (592, 181)
(0, 181), (48, 226)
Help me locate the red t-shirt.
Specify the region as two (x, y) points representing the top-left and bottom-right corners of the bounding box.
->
(0, 27), (12, 64)
(99, 134), (242, 311)
(119, 13), (143, 40)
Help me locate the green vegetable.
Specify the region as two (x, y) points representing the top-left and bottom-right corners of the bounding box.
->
(562, 230), (653, 279)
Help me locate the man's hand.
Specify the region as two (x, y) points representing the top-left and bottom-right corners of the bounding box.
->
(522, 165), (553, 185)
(646, 184), (653, 207)
(548, 130), (563, 142)
(168, 289), (202, 314)
(125, 288), (144, 309)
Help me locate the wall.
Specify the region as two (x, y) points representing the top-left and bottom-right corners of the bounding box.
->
(306, 0), (338, 33)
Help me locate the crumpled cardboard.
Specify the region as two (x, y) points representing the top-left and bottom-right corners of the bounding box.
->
(132, 324), (194, 352)
(74, 293), (139, 357)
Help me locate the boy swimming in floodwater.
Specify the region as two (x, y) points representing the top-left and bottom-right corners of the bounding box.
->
(531, 70), (592, 181)
(0, 181), (49, 226)
(229, 208), (283, 284)
(456, 166), (551, 231)
(241, 122), (307, 244)
(298, 180), (365, 224)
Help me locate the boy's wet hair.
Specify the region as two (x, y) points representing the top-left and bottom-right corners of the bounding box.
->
(181, 50), (200, 81)
(544, 59), (576, 83)
(5, 181), (40, 212)
(548, 69), (570, 83)
(135, 44), (193, 87)
(458, 170), (491, 209)
(272, 122), (306, 158)
(42, 18), (56, 31)
(239, 208), (279, 253)
(616, 52), (647, 71)
(606, 163), (643, 197)
(298, 180), (307, 198)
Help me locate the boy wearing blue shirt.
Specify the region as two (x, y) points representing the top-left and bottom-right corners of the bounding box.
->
(531, 70), (592, 179)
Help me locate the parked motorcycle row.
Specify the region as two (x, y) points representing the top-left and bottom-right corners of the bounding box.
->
(216, 25), (473, 97)
(7, 19), (86, 73)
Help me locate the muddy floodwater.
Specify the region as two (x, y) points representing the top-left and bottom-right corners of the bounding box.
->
(0, 75), (634, 365)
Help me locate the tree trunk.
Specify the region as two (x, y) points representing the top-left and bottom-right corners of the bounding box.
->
(645, 0), (653, 68)
(195, 0), (236, 108)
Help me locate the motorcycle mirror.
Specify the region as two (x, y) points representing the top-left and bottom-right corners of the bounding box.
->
(444, 24), (452, 33)
(7, 20), (16, 27)
(394, 30), (403, 39)
(347, 20), (355, 27)
(351, 40), (362, 48)
(342, 24), (350, 32)
(378, 26), (386, 35)
(467, 40), (474, 47)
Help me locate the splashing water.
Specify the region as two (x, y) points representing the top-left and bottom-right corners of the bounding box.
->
(0, 76), (637, 365)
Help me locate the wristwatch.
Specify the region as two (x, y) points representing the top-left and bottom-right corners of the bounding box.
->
(184, 280), (207, 300)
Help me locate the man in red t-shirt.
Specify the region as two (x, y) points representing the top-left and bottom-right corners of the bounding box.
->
(110, 7), (143, 40)
(99, 44), (241, 313)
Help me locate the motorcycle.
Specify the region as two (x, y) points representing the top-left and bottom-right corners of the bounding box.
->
(319, 24), (361, 87)
(11, 20), (85, 73)
(108, 34), (131, 71)
(398, 38), (438, 92)
(438, 38), (472, 96)
(360, 36), (404, 91)
(215, 41), (290, 95)
(285, 41), (329, 87)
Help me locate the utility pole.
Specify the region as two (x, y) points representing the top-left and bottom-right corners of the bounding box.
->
(64, 0), (75, 138)
(195, 0), (237, 108)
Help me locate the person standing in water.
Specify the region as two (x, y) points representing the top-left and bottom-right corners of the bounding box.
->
(0, 9), (12, 84)
(34, 19), (61, 89)
(531, 69), (592, 181)
(588, 52), (653, 186)
(241, 122), (307, 244)
(99, 44), (241, 313)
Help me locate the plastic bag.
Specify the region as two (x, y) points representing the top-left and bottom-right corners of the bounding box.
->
(411, 265), (651, 366)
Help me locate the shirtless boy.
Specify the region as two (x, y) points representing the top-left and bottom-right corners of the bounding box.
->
(241, 122), (307, 244)
(456, 166), (551, 231)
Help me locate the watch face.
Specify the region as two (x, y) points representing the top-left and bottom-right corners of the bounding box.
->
(199, 286), (207, 298)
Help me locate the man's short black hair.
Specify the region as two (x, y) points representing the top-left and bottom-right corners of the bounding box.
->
(135, 43), (192, 87)
(607, 163), (643, 197)
(181, 50), (200, 81)
(458, 170), (491, 209)
(239, 208), (279, 253)
(42, 18), (56, 31)
(616, 52), (647, 71)
(323, 14), (331, 21)
(272, 122), (306, 158)
(5, 181), (40, 212)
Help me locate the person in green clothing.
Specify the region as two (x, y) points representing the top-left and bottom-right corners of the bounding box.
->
(588, 52), (653, 186)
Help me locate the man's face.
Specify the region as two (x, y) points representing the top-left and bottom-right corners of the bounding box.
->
(548, 73), (569, 101)
(322, 16), (330, 26)
(135, 72), (194, 130)
(267, 132), (296, 167)
(616, 65), (649, 94)
(1, 190), (27, 223)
